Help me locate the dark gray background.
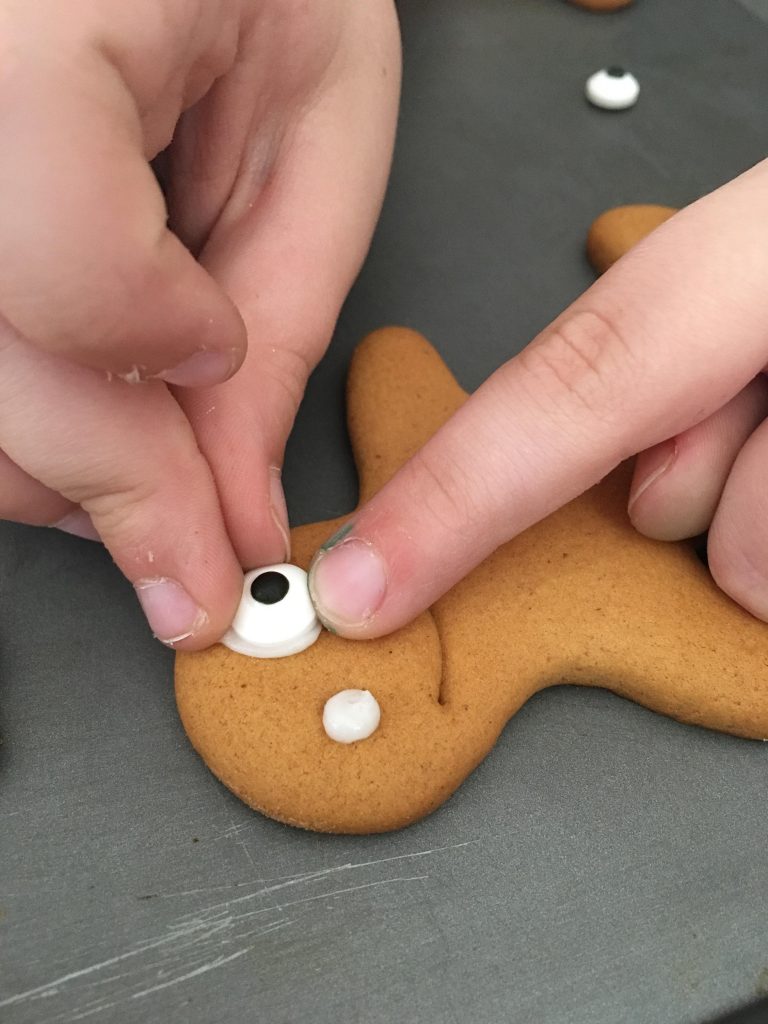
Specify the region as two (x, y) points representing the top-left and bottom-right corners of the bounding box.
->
(1, 1), (767, 1022)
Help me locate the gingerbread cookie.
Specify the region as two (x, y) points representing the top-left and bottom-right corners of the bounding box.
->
(587, 204), (678, 273)
(176, 326), (768, 835)
(568, 0), (633, 11)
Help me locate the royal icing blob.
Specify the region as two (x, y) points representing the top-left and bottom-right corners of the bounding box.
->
(322, 690), (381, 743)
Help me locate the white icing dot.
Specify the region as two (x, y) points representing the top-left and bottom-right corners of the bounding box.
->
(323, 689), (381, 744)
(585, 67), (640, 111)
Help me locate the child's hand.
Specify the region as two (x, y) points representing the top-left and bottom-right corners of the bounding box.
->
(0, 0), (400, 648)
(309, 159), (768, 637)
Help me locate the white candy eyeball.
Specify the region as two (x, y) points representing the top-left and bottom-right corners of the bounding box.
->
(585, 66), (639, 111)
(323, 690), (381, 744)
(222, 564), (322, 659)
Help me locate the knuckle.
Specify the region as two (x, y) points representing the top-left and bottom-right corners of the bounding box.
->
(71, 451), (198, 541)
(258, 344), (313, 417)
(408, 447), (491, 545)
(516, 308), (635, 431)
(79, 479), (158, 540)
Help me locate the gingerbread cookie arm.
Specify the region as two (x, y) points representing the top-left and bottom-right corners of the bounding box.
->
(425, 463), (768, 773)
(347, 327), (466, 503)
(561, 468), (768, 738)
(287, 329), (466, 563)
(586, 204), (678, 274)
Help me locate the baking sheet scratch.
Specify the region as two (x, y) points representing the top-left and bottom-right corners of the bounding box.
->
(0, 846), (451, 1021)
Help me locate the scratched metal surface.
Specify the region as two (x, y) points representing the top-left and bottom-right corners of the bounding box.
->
(2, 1), (768, 1022)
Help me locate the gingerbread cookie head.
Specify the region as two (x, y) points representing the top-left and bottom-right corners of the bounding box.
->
(176, 326), (768, 835)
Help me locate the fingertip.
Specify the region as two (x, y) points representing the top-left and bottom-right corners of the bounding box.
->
(629, 380), (768, 543)
(627, 439), (694, 540)
(141, 232), (248, 386)
(308, 533), (388, 638)
(53, 508), (101, 542)
(134, 576), (210, 648)
(87, 490), (244, 652)
(111, 239), (248, 386)
(130, 560), (242, 651)
(154, 346), (243, 389)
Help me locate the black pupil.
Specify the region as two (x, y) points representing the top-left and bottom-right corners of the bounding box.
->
(250, 571), (290, 604)
(607, 66), (625, 78)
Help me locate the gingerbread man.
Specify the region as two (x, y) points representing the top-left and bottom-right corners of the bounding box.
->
(176, 298), (768, 834)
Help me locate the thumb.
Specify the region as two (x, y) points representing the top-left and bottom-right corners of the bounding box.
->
(308, 159), (768, 638)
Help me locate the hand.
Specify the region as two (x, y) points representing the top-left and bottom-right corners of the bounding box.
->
(0, 0), (401, 648)
(308, 159), (768, 636)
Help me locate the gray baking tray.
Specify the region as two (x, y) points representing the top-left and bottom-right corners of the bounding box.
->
(2, 1), (767, 1021)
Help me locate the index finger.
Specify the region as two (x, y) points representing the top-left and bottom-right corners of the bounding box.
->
(308, 159), (768, 637)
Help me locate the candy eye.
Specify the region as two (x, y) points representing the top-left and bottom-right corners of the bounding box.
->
(222, 564), (322, 658)
(585, 66), (640, 110)
(250, 570), (290, 604)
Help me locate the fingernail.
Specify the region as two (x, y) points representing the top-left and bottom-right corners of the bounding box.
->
(269, 466), (291, 561)
(628, 439), (678, 512)
(319, 520), (355, 551)
(53, 509), (101, 542)
(309, 535), (387, 628)
(156, 348), (239, 388)
(134, 577), (208, 646)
